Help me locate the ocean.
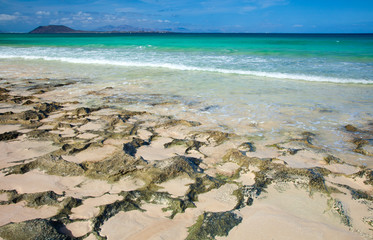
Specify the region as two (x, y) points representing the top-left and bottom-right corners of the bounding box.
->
(0, 33), (372, 163)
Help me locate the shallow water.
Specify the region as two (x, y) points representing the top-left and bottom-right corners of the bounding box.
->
(0, 33), (372, 165)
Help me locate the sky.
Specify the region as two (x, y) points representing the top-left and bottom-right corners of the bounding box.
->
(0, 0), (372, 33)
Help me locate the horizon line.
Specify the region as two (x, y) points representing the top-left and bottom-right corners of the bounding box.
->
(1, 31), (373, 34)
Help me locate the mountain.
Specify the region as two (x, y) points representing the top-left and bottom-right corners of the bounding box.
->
(29, 25), (86, 34)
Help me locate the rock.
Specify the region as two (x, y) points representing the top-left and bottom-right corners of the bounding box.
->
(345, 124), (359, 132)
(6, 191), (62, 207)
(149, 156), (203, 184)
(164, 139), (206, 154)
(92, 198), (141, 235)
(191, 130), (235, 146)
(56, 197), (83, 219)
(323, 155), (342, 164)
(82, 151), (141, 182)
(123, 138), (149, 156)
(0, 93), (10, 102)
(8, 96), (34, 104)
(26, 129), (61, 143)
(332, 199), (351, 227)
(0, 131), (22, 141)
(238, 142), (256, 152)
(18, 110), (47, 121)
(352, 138), (372, 156)
(186, 211), (242, 240)
(292, 131), (316, 146)
(71, 107), (92, 118)
(186, 176), (224, 202)
(286, 148), (301, 155)
(61, 142), (93, 155)
(22, 100), (34, 105)
(308, 168), (328, 193)
(0, 219), (70, 240)
(34, 102), (62, 114)
(354, 169), (373, 186)
(158, 119), (201, 128)
(7, 155), (85, 177)
(0, 87), (10, 93)
(222, 149), (251, 166)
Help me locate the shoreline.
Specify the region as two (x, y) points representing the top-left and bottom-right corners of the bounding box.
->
(0, 76), (372, 239)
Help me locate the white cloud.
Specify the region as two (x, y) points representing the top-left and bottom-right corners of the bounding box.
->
(157, 19), (171, 23)
(36, 11), (50, 16)
(0, 14), (17, 21)
(48, 11), (98, 26)
(293, 24), (303, 28)
(49, 17), (73, 25)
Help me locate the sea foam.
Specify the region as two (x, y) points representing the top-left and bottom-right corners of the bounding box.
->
(1, 54), (371, 84)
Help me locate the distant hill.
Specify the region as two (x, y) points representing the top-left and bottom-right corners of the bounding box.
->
(29, 25), (170, 34)
(95, 25), (154, 32)
(29, 25), (86, 34)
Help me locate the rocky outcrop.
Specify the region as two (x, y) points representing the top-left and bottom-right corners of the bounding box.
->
(186, 211), (242, 240)
(0, 219), (70, 240)
(0, 131), (22, 141)
(0, 78), (372, 239)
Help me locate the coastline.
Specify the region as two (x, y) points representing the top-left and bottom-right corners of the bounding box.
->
(0, 74), (372, 239)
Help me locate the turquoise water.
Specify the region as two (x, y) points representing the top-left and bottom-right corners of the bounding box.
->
(0, 33), (372, 161)
(0, 33), (373, 83)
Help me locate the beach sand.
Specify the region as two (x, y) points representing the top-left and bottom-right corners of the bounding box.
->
(0, 77), (372, 240)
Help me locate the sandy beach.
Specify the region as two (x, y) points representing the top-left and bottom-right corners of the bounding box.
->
(0, 74), (372, 240)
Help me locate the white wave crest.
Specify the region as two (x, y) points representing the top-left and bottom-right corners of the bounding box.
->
(0, 54), (371, 84)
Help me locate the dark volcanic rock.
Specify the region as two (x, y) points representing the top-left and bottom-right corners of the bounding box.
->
(0, 131), (22, 141)
(345, 124), (359, 132)
(151, 156), (204, 183)
(0, 219), (70, 240)
(123, 138), (149, 156)
(0, 87), (10, 94)
(34, 102), (62, 114)
(186, 211), (242, 240)
(7, 155), (85, 177)
(6, 191), (62, 207)
(18, 110), (47, 121)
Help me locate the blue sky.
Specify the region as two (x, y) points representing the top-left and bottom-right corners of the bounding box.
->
(0, 0), (372, 32)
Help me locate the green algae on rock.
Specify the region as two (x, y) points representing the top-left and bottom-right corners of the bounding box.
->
(5, 154), (85, 177)
(331, 199), (351, 227)
(186, 176), (224, 202)
(324, 155), (343, 164)
(0, 77), (372, 239)
(0, 190), (63, 207)
(190, 130), (236, 146)
(186, 211), (242, 240)
(164, 139), (206, 155)
(0, 219), (70, 240)
(82, 151), (143, 182)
